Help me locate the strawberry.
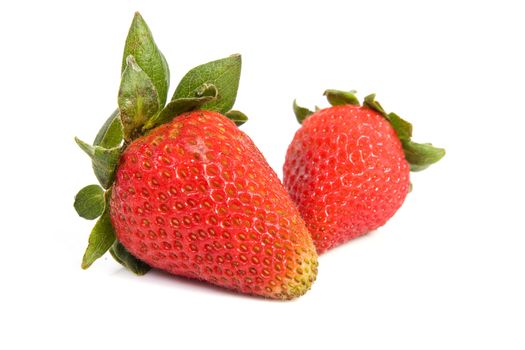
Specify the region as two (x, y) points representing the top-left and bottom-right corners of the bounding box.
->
(73, 12), (317, 299)
(284, 90), (445, 253)
(110, 111), (318, 298)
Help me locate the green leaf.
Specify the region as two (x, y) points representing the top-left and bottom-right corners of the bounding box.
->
(363, 94), (412, 140)
(360, 92), (444, 174)
(387, 112), (412, 140)
(144, 95), (216, 130)
(81, 190), (116, 269)
(363, 93), (387, 116)
(293, 99), (314, 124)
(109, 241), (151, 276)
(402, 140), (446, 172)
(74, 185), (105, 220)
(225, 110), (248, 126)
(122, 12), (169, 107)
(119, 55), (160, 141)
(75, 137), (121, 189)
(172, 54), (242, 114)
(93, 109), (123, 148)
(324, 89), (360, 106)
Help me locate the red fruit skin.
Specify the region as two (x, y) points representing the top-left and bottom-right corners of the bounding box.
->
(284, 105), (410, 253)
(110, 111), (317, 299)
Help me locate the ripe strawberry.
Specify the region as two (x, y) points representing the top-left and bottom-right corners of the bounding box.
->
(74, 13), (316, 300)
(110, 111), (318, 299)
(284, 90), (445, 253)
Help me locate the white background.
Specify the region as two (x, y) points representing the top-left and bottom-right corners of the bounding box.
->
(1, 0), (524, 349)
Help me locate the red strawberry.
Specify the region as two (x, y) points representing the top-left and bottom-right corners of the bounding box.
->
(284, 90), (445, 253)
(110, 111), (318, 299)
(74, 13), (316, 300)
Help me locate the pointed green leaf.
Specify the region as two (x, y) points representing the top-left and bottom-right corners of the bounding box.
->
(293, 99), (314, 124)
(75, 137), (121, 189)
(324, 89), (360, 106)
(122, 12), (169, 106)
(144, 95), (216, 130)
(172, 54), (242, 114)
(119, 55), (160, 141)
(363, 94), (412, 140)
(74, 185), (105, 220)
(387, 112), (412, 140)
(225, 110), (248, 126)
(109, 241), (151, 276)
(363, 93), (387, 116)
(144, 82), (219, 129)
(361, 93), (444, 174)
(81, 190), (116, 269)
(402, 140), (446, 172)
(93, 109), (123, 148)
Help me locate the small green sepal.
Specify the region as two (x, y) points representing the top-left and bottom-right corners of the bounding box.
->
(225, 110), (248, 126)
(363, 93), (387, 116)
(81, 190), (116, 269)
(74, 184), (105, 220)
(93, 109), (123, 148)
(293, 99), (314, 124)
(387, 112), (412, 140)
(119, 55), (161, 142)
(361, 93), (445, 172)
(109, 241), (151, 276)
(144, 95), (217, 130)
(402, 140), (446, 172)
(363, 94), (412, 140)
(324, 89), (360, 106)
(75, 137), (121, 189)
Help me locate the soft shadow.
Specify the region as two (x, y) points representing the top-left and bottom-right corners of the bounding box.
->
(318, 229), (378, 258)
(111, 267), (293, 303)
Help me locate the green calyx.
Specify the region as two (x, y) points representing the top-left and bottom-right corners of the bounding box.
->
(81, 189), (116, 269)
(293, 89), (445, 173)
(119, 55), (161, 142)
(139, 54), (245, 134)
(75, 137), (121, 189)
(324, 89), (360, 106)
(225, 110), (248, 126)
(361, 93), (445, 172)
(74, 184), (105, 220)
(110, 241), (151, 275)
(74, 12), (248, 275)
(293, 99), (314, 124)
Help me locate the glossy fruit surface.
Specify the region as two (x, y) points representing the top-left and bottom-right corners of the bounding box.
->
(111, 111), (318, 299)
(284, 105), (410, 253)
